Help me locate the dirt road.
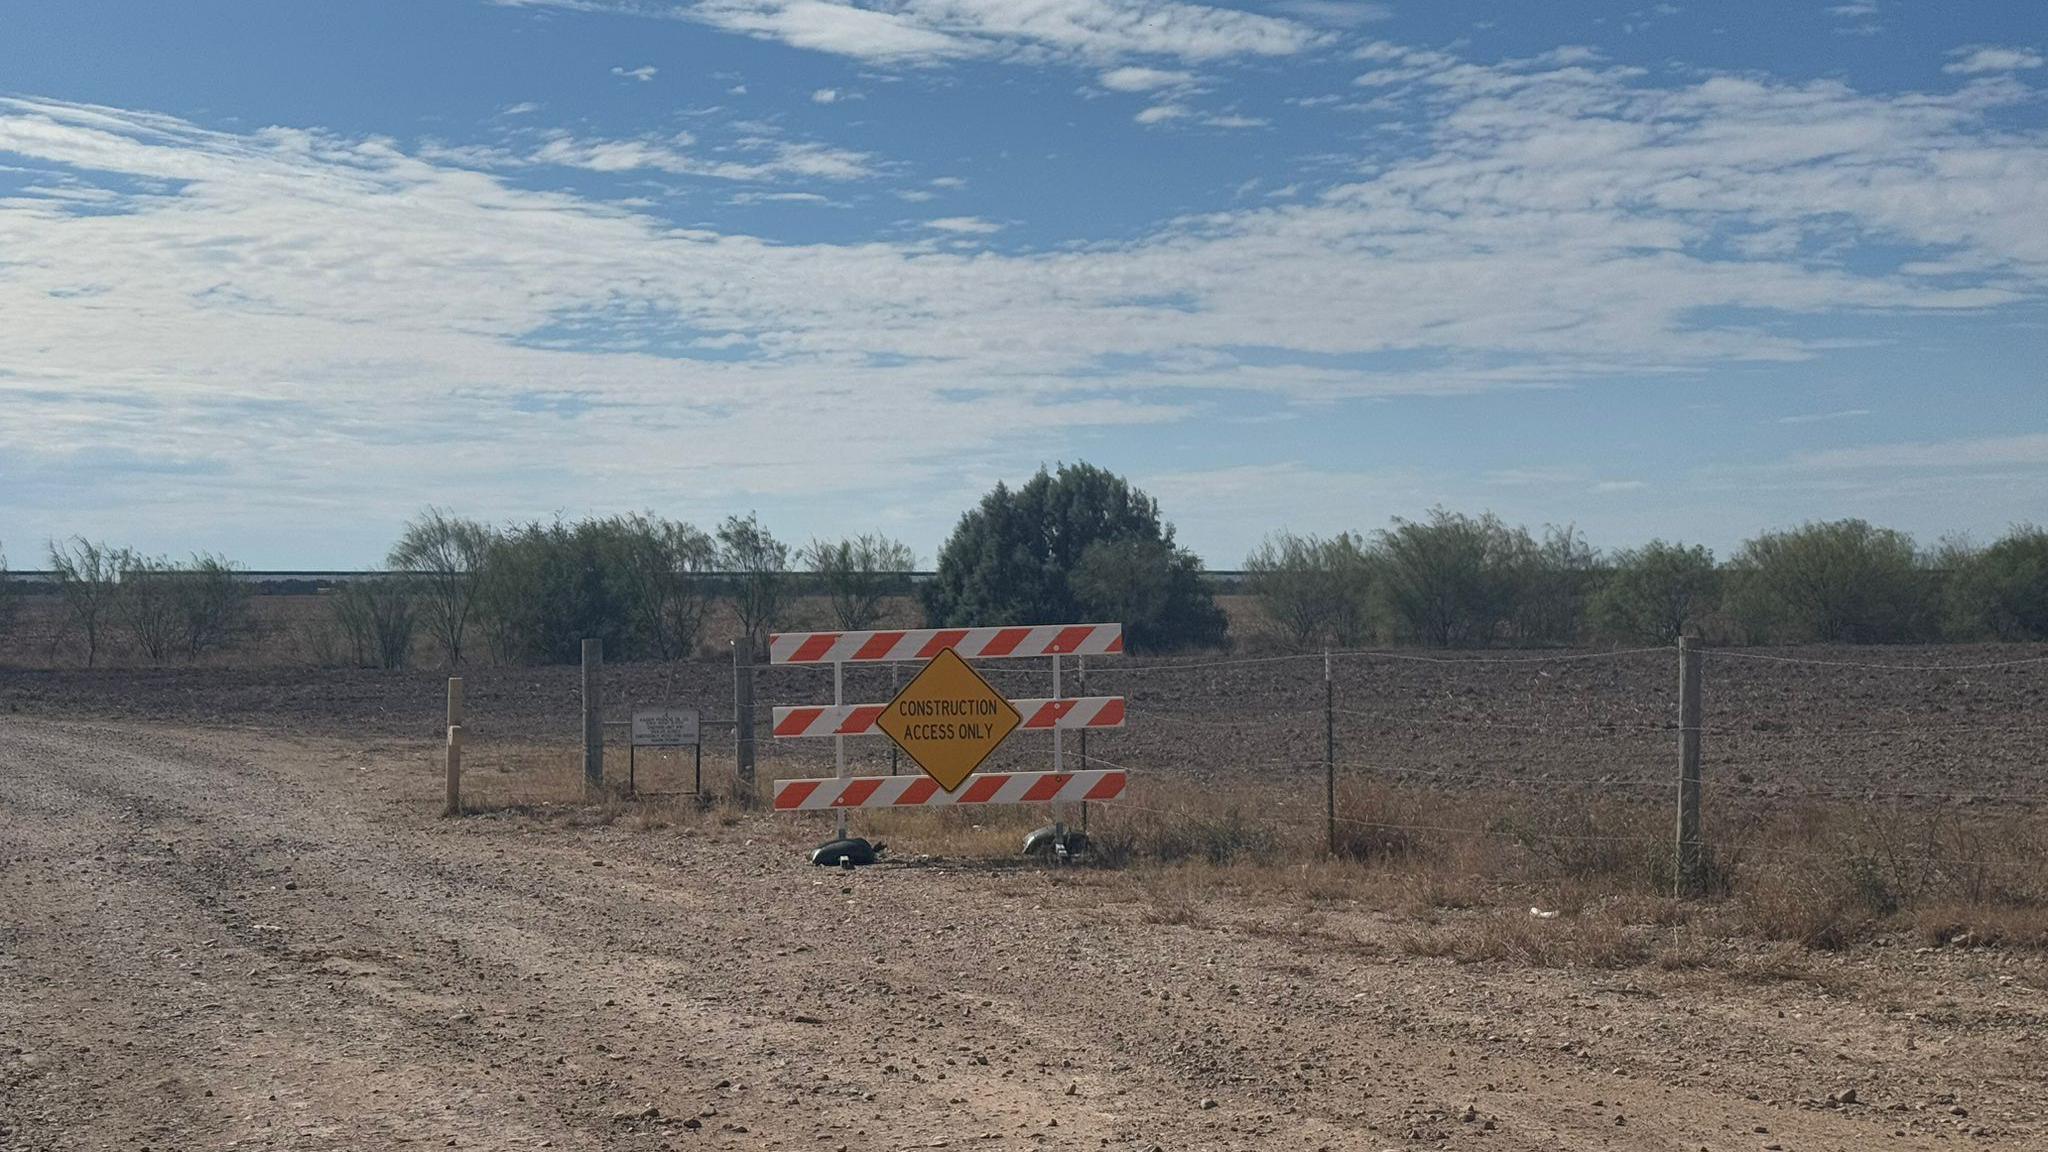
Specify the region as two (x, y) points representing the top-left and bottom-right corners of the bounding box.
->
(2, 717), (2041, 1150)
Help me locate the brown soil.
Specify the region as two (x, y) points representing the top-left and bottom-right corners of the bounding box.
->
(4, 716), (2043, 1151)
(5, 644), (2044, 799)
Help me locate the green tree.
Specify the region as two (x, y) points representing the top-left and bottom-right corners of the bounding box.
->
(388, 508), (495, 667)
(1727, 519), (1930, 643)
(1512, 525), (1600, 646)
(1590, 541), (1720, 643)
(476, 518), (630, 665)
(1068, 536), (1228, 653)
(1243, 532), (1376, 650)
(1942, 525), (2048, 640)
(805, 533), (916, 631)
(1375, 509), (1531, 647)
(718, 513), (790, 655)
(606, 514), (718, 661)
(922, 463), (1225, 652)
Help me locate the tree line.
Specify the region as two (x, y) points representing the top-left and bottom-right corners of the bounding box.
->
(1245, 512), (2048, 649)
(5, 462), (2044, 666)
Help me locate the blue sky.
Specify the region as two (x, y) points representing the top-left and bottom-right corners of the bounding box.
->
(1, 1), (2043, 568)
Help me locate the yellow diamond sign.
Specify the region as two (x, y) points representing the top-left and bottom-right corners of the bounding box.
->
(876, 647), (1023, 792)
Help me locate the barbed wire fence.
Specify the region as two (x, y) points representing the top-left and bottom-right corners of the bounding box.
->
(731, 637), (2048, 902)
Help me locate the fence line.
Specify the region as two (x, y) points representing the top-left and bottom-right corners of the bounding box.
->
(1703, 650), (2048, 672)
(1087, 763), (2046, 872)
(732, 634), (2045, 897)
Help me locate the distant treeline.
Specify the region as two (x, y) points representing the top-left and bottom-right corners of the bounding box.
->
(1243, 512), (2047, 650)
(4, 464), (2044, 667)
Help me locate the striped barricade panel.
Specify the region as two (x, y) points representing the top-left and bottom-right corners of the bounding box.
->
(771, 770), (1128, 811)
(773, 696), (1125, 739)
(768, 624), (1122, 665)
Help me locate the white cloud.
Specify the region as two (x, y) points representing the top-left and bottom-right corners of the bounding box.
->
(1776, 408), (1871, 424)
(610, 64), (659, 81)
(1791, 434), (2048, 471)
(514, 0), (1320, 66)
(1135, 103), (1190, 124)
(1269, 1), (1392, 27)
(1203, 113), (1267, 129)
(2, 46), (2045, 550)
(527, 131), (879, 182)
(1944, 46), (2045, 75)
(923, 215), (1003, 233)
(811, 87), (840, 103)
(1098, 66), (1195, 92)
(727, 190), (834, 205)
(501, 101), (542, 115)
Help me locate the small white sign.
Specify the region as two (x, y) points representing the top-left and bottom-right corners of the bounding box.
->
(631, 708), (701, 747)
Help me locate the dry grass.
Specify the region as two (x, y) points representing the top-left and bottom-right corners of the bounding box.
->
(451, 736), (2048, 964)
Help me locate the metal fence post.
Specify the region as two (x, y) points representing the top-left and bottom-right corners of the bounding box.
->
(1077, 655), (1089, 832)
(888, 661), (900, 776)
(733, 638), (756, 806)
(1676, 636), (1704, 897)
(582, 639), (603, 798)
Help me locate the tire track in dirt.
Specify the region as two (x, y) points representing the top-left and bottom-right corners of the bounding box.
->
(3, 717), (2038, 1150)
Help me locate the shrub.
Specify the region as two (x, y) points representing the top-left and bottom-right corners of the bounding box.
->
(1942, 525), (2048, 640)
(606, 514), (717, 660)
(176, 553), (251, 660)
(331, 578), (416, 669)
(1590, 540), (1720, 643)
(1243, 532), (1376, 650)
(1511, 525), (1600, 646)
(718, 513), (790, 655)
(1375, 509), (1532, 647)
(388, 508), (494, 667)
(115, 552), (181, 663)
(46, 537), (124, 667)
(922, 463), (1225, 652)
(805, 534), (915, 631)
(1068, 535), (1227, 654)
(0, 541), (17, 645)
(1726, 519), (1932, 643)
(478, 518), (629, 664)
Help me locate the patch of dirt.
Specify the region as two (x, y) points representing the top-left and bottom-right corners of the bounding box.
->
(3, 717), (2043, 1149)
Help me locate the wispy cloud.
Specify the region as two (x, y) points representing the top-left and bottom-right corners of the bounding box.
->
(610, 64), (659, 81)
(505, 0), (1320, 67)
(1791, 433), (2048, 471)
(3, 35), (2044, 548)
(527, 130), (879, 182)
(1098, 66), (1195, 92)
(1269, 1), (1392, 27)
(923, 215), (1003, 234)
(1945, 45), (2045, 75)
(1776, 408), (1872, 424)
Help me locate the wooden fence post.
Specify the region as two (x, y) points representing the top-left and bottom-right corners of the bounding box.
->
(1324, 647), (1336, 856)
(582, 638), (603, 798)
(443, 676), (464, 817)
(1676, 636), (1704, 897)
(733, 638), (756, 806)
